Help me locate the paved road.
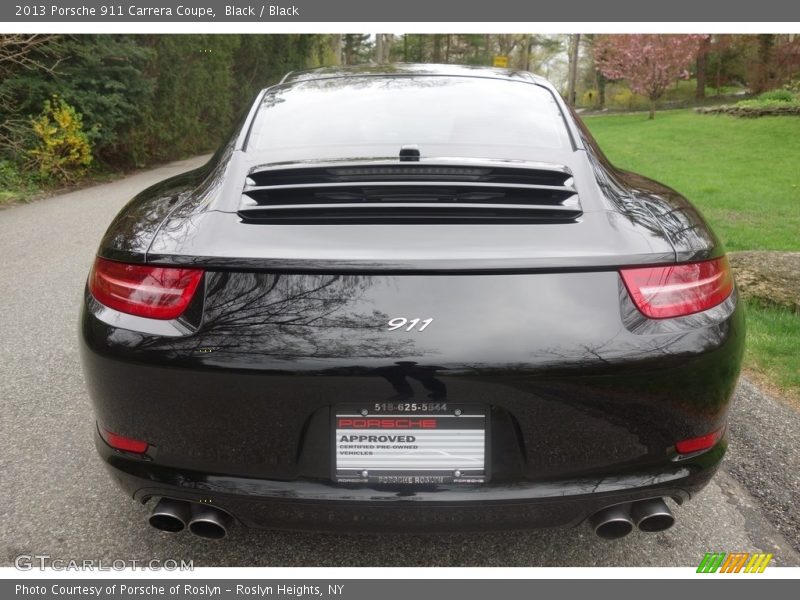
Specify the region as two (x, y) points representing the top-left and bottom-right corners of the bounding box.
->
(2, 156), (799, 568)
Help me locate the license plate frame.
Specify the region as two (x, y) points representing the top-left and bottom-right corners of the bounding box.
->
(332, 404), (490, 485)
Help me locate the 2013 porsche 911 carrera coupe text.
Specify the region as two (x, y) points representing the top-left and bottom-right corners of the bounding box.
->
(79, 65), (744, 540)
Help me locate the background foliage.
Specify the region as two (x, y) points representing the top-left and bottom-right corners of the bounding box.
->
(0, 33), (798, 193)
(0, 34), (325, 175)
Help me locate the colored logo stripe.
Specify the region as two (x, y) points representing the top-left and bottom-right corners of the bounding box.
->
(697, 552), (772, 573)
(720, 553), (748, 573)
(745, 553), (773, 573)
(697, 553), (726, 573)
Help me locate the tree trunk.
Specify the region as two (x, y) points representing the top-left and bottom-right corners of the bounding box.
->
(343, 34), (354, 65)
(433, 35), (443, 63)
(649, 98), (656, 120)
(524, 36), (531, 71)
(383, 34), (393, 63)
(597, 71), (607, 108)
(330, 35), (342, 65)
(696, 35), (711, 99)
(566, 34), (581, 107)
(754, 34), (775, 93)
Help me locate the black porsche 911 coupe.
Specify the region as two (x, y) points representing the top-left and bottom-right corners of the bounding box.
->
(79, 64), (744, 540)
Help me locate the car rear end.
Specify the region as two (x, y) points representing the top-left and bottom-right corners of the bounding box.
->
(79, 67), (744, 538)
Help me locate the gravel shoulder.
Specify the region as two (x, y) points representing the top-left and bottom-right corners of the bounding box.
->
(726, 378), (800, 553)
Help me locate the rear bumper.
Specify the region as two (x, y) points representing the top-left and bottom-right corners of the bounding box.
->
(97, 426), (724, 533)
(81, 269), (744, 532)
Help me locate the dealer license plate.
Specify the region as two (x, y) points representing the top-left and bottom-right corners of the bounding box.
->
(333, 405), (488, 484)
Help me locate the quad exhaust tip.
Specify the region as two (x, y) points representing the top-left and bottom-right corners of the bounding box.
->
(148, 498), (191, 533)
(188, 504), (234, 540)
(589, 498), (675, 539)
(148, 498), (233, 539)
(631, 498), (675, 533)
(588, 504), (635, 540)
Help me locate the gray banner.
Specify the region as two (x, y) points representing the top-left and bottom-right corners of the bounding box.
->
(3, 0), (800, 23)
(4, 579), (796, 600)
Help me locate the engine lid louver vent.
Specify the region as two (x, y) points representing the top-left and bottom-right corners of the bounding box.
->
(239, 162), (581, 224)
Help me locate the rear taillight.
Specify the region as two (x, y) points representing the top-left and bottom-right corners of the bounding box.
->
(675, 427), (724, 455)
(620, 257), (733, 319)
(89, 257), (203, 320)
(99, 425), (149, 454)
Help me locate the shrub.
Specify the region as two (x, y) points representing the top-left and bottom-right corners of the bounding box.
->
(28, 96), (92, 182)
(757, 89), (796, 102)
(0, 158), (40, 204)
(580, 89), (601, 108)
(608, 87), (650, 111)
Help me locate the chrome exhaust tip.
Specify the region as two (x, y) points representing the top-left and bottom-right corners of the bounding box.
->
(188, 504), (234, 540)
(631, 498), (675, 532)
(588, 504), (634, 540)
(148, 498), (191, 533)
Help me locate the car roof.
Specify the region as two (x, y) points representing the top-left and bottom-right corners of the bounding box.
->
(278, 63), (549, 87)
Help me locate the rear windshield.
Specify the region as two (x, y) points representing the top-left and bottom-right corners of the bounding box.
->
(246, 76), (571, 157)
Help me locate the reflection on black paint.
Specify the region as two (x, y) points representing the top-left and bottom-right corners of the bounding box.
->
(571, 109), (720, 260)
(122, 273), (418, 365)
(372, 361), (448, 399)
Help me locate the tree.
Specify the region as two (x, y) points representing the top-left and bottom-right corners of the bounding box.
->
(0, 34), (60, 79)
(566, 34), (581, 107)
(342, 34), (370, 65)
(432, 34), (444, 62)
(594, 34), (704, 119)
(752, 34), (776, 93)
(696, 35), (712, 99)
(374, 34), (393, 64)
(0, 35), (152, 165)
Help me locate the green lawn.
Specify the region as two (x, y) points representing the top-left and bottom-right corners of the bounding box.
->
(584, 110), (800, 252)
(744, 300), (800, 402)
(585, 110), (800, 404)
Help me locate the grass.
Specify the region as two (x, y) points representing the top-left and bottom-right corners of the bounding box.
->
(0, 165), (127, 208)
(584, 110), (800, 252)
(585, 110), (800, 403)
(744, 301), (800, 406)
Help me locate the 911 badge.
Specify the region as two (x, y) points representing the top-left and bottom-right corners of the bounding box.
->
(387, 317), (433, 331)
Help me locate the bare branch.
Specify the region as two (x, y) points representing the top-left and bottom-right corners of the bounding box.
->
(0, 34), (61, 78)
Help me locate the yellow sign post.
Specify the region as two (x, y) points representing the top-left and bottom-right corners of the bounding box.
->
(492, 56), (509, 68)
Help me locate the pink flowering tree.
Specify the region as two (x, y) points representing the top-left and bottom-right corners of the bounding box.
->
(594, 34), (705, 119)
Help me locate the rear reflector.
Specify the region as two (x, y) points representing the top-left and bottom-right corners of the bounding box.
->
(99, 425), (149, 454)
(620, 257), (733, 319)
(89, 257), (203, 320)
(675, 427), (724, 454)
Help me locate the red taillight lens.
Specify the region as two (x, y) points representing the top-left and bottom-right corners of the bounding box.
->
(675, 427), (724, 455)
(619, 257), (733, 319)
(99, 425), (149, 454)
(89, 257), (203, 320)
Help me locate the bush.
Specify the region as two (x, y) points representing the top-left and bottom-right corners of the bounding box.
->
(757, 89), (796, 102)
(0, 158), (40, 204)
(28, 97), (93, 182)
(0, 158), (24, 186)
(727, 88), (800, 113)
(580, 89), (601, 108)
(607, 87), (650, 111)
